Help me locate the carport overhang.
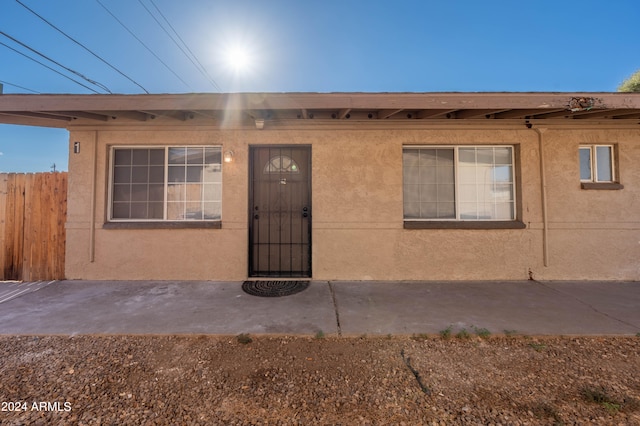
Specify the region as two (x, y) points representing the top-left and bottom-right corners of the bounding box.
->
(1, 92), (640, 129)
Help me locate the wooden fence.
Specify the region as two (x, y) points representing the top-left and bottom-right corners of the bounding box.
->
(0, 172), (67, 281)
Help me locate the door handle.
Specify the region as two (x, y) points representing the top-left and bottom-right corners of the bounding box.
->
(254, 214), (259, 220)
(302, 207), (309, 218)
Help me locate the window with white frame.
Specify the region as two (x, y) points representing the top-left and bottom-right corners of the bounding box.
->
(403, 146), (516, 221)
(579, 145), (615, 183)
(110, 146), (222, 221)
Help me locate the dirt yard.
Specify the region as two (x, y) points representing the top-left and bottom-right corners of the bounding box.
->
(1, 334), (639, 425)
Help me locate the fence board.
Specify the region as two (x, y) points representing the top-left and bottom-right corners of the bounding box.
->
(9, 174), (25, 280)
(23, 173), (33, 280)
(0, 172), (67, 281)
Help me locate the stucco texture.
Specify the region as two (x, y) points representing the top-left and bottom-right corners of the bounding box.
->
(65, 123), (640, 281)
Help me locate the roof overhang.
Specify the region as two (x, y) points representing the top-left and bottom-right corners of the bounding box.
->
(1, 92), (639, 128)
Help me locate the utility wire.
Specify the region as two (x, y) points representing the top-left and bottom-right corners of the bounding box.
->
(0, 79), (41, 93)
(138, 0), (222, 91)
(95, 0), (191, 90)
(148, 0), (222, 91)
(0, 40), (101, 93)
(15, 0), (150, 93)
(0, 31), (112, 93)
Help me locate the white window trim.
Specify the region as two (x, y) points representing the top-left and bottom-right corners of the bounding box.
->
(579, 144), (615, 183)
(403, 145), (517, 222)
(107, 145), (223, 222)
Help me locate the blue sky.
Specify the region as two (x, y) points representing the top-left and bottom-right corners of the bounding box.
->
(1, 0), (639, 172)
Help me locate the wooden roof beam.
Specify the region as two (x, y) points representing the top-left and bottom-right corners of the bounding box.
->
(46, 110), (110, 121)
(527, 110), (574, 119)
(1, 111), (72, 122)
(454, 109), (511, 119)
(182, 111), (196, 121)
(415, 109), (458, 119)
(613, 113), (640, 119)
(492, 109), (561, 119)
(529, 108), (616, 119)
(338, 108), (351, 119)
(572, 109), (640, 119)
(113, 111), (153, 121)
(0, 112), (68, 127)
(190, 110), (218, 119)
(377, 109), (404, 119)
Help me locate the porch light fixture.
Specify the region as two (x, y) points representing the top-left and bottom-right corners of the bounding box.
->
(73, 141), (80, 154)
(255, 118), (265, 130)
(223, 150), (234, 163)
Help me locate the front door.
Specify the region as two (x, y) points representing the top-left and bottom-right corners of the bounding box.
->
(249, 146), (311, 277)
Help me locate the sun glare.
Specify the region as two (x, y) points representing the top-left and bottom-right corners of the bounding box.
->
(225, 46), (252, 72)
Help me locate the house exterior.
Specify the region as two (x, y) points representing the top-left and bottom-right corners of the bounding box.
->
(1, 92), (639, 281)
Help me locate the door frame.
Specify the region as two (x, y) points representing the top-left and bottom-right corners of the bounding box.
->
(248, 145), (312, 278)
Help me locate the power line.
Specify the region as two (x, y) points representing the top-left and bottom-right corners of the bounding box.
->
(0, 31), (112, 93)
(148, 0), (222, 91)
(0, 79), (40, 93)
(0, 40), (101, 93)
(138, 0), (222, 91)
(95, 0), (191, 90)
(15, 0), (150, 93)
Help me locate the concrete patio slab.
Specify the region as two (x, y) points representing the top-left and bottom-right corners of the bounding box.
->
(0, 280), (638, 336)
(0, 280), (337, 335)
(331, 280), (640, 336)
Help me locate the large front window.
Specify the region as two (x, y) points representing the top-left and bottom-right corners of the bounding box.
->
(403, 146), (515, 221)
(110, 146), (222, 221)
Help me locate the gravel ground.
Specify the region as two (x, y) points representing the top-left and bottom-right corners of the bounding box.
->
(1, 334), (639, 425)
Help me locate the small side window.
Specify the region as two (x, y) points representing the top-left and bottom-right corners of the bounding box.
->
(579, 144), (623, 190)
(579, 145), (614, 183)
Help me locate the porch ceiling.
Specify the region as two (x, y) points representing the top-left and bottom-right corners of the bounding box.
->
(1, 92), (640, 128)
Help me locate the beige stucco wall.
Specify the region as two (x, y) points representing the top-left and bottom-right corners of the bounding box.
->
(65, 121), (640, 281)
(537, 129), (640, 280)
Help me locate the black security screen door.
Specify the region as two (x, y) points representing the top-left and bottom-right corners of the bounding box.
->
(249, 146), (311, 277)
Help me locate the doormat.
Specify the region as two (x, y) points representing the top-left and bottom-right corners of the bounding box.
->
(242, 281), (310, 297)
